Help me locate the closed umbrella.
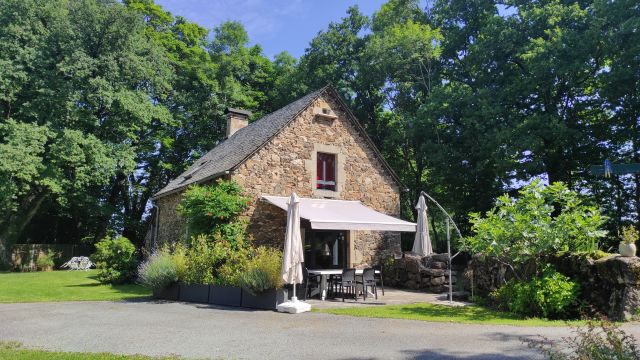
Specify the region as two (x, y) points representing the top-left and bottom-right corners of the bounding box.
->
(412, 195), (433, 256)
(277, 193), (311, 314)
(282, 193), (304, 286)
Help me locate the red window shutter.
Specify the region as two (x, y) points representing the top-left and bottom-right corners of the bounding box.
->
(327, 155), (334, 182)
(316, 153), (336, 190)
(316, 154), (323, 188)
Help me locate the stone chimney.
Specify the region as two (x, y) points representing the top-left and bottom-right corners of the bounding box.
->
(225, 108), (251, 137)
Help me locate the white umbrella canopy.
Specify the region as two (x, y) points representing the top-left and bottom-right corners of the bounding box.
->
(277, 193), (311, 314)
(281, 193), (304, 285)
(412, 195), (433, 256)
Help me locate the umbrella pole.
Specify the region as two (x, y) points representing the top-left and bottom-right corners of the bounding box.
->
(447, 218), (452, 305)
(292, 281), (297, 302)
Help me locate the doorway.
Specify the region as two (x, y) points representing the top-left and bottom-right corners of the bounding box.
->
(304, 230), (348, 269)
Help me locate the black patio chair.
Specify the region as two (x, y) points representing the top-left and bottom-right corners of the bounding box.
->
(358, 268), (377, 300)
(339, 268), (357, 302)
(327, 273), (342, 298)
(373, 264), (385, 296)
(303, 267), (321, 300)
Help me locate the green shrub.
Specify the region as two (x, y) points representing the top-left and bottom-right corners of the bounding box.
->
(177, 180), (250, 240)
(467, 180), (607, 278)
(182, 232), (252, 285)
(528, 320), (640, 359)
(171, 242), (188, 282)
(215, 243), (250, 287)
(91, 236), (137, 284)
(183, 235), (216, 284)
(137, 251), (178, 291)
(621, 225), (639, 245)
(491, 266), (580, 319)
(35, 249), (55, 271)
(239, 247), (282, 294)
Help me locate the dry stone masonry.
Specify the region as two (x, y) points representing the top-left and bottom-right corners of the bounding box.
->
(386, 253), (456, 294)
(466, 253), (640, 321)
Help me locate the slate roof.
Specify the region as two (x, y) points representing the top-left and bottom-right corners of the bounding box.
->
(153, 85), (403, 199)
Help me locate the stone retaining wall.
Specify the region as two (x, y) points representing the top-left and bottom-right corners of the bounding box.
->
(385, 253), (455, 293)
(466, 253), (640, 321)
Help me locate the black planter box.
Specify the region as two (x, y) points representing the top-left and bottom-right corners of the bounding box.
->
(179, 283), (210, 303)
(208, 285), (242, 307)
(153, 283), (180, 301)
(241, 288), (288, 310)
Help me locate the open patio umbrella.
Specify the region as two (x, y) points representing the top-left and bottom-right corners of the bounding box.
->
(276, 192), (311, 314)
(412, 195), (433, 256)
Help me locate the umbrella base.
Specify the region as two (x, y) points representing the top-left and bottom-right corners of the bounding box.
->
(277, 297), (311, 314)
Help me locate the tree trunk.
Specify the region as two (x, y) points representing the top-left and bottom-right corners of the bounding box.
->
(0, 190), (48, 269)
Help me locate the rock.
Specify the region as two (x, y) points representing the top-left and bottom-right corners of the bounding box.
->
(420, 268), (445, 277)
(430, 276), (445, 286)
(431, 253), (450, 263)
(431, 261), (446, 269)
(394, 257), (407, 270)
(405, 255), (422, 274)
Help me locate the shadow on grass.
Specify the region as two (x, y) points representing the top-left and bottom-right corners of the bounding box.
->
(400, 304), (523, 322)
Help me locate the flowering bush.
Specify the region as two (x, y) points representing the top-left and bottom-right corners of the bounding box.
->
(239, 247), (282, 294)
(138, 250), (178, 290)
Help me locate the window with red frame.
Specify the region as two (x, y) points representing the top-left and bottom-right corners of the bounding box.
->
(316, 152), (336, 191)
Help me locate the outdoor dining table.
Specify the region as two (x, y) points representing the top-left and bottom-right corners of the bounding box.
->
(307, 269), (381, 301)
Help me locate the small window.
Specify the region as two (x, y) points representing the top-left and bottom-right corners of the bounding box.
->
(316, 152), (336, 191)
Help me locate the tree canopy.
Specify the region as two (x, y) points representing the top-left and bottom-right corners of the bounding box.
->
(0, 0), (638, 267)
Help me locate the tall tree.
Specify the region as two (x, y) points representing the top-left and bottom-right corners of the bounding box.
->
(0, 0), (172, 267)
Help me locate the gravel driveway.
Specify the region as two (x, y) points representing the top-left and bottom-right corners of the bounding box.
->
(0, 301), (636, 359)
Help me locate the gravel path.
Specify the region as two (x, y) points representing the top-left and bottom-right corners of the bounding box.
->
(0, 301), (637, 359)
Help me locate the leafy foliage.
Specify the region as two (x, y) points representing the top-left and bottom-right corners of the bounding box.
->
(182, 233), (251, 285)
(467, 180), (607, 274)
(528, 320), (640, 359)
(91, 236), (137, 284)
(2, 0), (640, 264)
(137, 250), (178, 291)
(239, 247), (282, 294)
(491, 266), (581, 319)
(35, 250), (55, 271)
(177, 180), (250, 240)
(0, 0), (291, 267)
(621, 226), (639, 245)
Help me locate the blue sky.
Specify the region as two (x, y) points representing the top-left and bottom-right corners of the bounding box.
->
(154, 0), (389, 59)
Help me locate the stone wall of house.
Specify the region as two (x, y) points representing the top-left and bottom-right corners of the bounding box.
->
(466, 253), (640, 321)
(155, 191), (186, 246)
(232, 92), (402, 266)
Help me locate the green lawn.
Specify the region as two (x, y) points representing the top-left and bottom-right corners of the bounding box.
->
(317, 303), (584, 327)
(0, 270), (150, 303)
(0, 342), (179, 360)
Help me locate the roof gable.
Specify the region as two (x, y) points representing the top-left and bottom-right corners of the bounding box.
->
(153, 85), (403, 199)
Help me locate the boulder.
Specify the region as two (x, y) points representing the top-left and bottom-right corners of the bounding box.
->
(420, 268), (445, 277)
(405, 255), (422, 274)
(431, 253), (450, 263)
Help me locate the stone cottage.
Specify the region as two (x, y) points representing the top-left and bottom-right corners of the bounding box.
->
(151, 85), (415, 268)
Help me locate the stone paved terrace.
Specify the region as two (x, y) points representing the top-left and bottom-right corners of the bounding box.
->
(304, 287), (469, 309)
